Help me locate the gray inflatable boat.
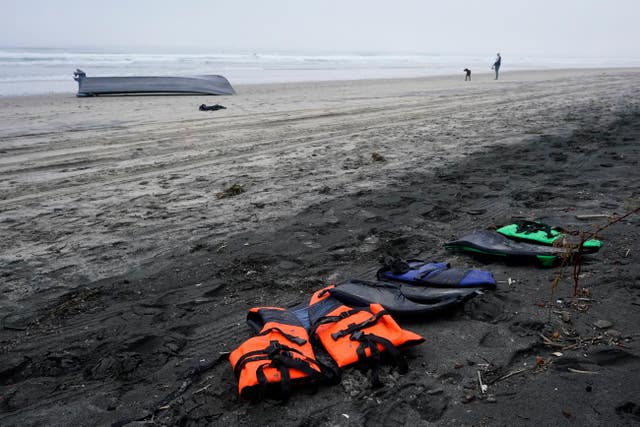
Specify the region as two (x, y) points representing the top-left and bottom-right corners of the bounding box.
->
(73, 69), (235, 97)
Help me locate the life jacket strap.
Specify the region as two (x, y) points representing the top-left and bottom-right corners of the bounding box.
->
(358, 333), (407, 372)
(354, 332), (383, 387)
(352, 331), (408, 387)
(255, 352), (295, 400)
(233, 352), (270, 378)
(330, 309), (388, 340)
(233, 340), (306, 377)
(256, 327), (307, 346)
(309, 308), (362, 337)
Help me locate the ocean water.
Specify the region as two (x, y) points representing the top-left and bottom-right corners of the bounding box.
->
(1, 47), (639, 96)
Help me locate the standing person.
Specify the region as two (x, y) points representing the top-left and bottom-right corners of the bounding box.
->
(492, 53), (502, 80)
(463, 68), (471, 81)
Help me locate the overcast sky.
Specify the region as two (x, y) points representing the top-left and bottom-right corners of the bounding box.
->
(3, 0), (639, 57)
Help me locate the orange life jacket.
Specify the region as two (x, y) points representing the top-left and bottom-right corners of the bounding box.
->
(229, 306), (331, 400)
(308, 286), (424, 385)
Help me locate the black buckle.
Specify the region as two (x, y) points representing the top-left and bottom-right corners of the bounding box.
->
(267, 340), (283, 354)
(351, 330), (363, 340)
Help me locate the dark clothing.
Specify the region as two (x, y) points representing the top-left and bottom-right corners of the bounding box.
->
(493, 55), (502, 80)
(463, 68), (471, 81)
(199, 104), (226, 111)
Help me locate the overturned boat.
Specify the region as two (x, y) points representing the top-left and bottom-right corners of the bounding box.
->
(73, 69), (235, 97)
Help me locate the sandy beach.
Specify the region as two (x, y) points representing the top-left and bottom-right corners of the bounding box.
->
(1, 68), (639, 425)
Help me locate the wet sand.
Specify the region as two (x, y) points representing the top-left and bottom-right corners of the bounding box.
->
(1, 68), (639, 426)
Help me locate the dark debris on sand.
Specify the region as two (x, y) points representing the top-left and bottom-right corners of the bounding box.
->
(371, 152), (387, 162)
(216, 183), (246, 199)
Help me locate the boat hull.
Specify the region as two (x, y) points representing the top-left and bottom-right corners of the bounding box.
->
(74, 70), (235, 97)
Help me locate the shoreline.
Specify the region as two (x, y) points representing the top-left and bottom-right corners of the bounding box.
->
(2, 66), (640, 99)
(1, 67), (639, 426)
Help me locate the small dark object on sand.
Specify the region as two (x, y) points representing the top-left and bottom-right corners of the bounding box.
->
(371, 152), (386, 162)
(462, 394), (475, 404)
(216, 184), (245, 199)
(199, 104), (226, 111)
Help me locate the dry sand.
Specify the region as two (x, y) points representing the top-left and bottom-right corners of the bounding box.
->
(1, 68), (639, 425)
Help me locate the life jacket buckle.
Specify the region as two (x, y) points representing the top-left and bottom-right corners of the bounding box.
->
(267, 341), (284, 355)
(350, 330), (364, 341)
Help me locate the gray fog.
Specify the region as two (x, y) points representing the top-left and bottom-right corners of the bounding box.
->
(3, 0), (640, 57)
